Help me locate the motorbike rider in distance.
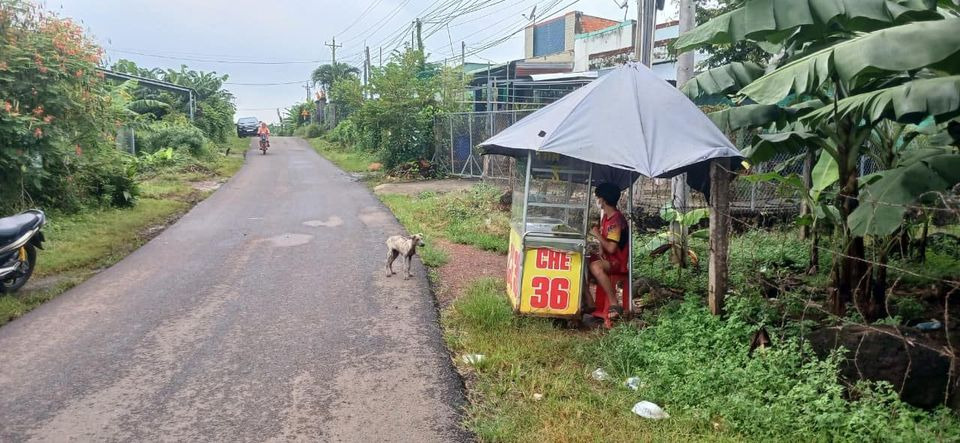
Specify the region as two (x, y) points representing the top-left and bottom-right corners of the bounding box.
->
(257, 122), (270, 148)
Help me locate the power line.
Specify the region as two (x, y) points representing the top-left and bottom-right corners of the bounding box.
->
(225, 80), (308, 86)
(336, 0), (388, 37)
(107, 48), (330, 65)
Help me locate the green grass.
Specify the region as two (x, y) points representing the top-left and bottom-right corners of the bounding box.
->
(446, 279), (960, 442)
(419, 243), (449, 267)
(380, 185), (509, 254)
(306, 137), (378, 173)
(0, 144), (244, 327)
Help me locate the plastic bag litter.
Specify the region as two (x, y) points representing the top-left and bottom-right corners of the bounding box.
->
(916, 320), (943, 331)
(632, 401), (669, 419)
(462, 354), (485, 365)
(591, 368), (610, 381)
(624, 377), (643, 391)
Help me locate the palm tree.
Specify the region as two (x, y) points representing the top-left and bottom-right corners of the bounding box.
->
(311, 62), (360, 90)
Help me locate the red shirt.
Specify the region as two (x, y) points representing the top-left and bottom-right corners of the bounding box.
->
(600, 209), (629, 274)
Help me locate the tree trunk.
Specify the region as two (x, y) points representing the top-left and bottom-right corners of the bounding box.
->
(865, 237), (894, 322)
(801, 148), (815, 241)
(918, 216), (930, 263)
(833, 140), (868, 317)
(808, 223), (820, 275)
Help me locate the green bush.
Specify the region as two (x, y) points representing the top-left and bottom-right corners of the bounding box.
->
(592, 296), (960, 441)
(294, 123), (323, 139)
(139, 122), (208, 156)
(327, 120), (359, 146)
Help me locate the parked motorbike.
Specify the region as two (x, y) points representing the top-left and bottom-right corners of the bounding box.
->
(0, 209), (45, 293)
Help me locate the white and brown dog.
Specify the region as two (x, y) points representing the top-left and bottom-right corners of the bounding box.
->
(385, 233), (425, 279)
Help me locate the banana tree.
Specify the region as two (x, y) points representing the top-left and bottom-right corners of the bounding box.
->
(644, 205), (711, 271)
(676, 0), (960, 320)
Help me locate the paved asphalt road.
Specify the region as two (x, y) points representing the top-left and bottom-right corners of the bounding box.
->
(0, 138), (469, 442)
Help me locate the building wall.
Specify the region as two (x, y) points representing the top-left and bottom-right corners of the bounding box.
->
(532, 17), (567, 57)
(571, 19), (702, 81)
(573, 21), (635, 72)
(526, 12), (621, 62)
(524, 27), (534, 59)
(525, 52), (575, 64)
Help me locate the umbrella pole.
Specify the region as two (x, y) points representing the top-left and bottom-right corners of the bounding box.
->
(627, 174), (634, 318)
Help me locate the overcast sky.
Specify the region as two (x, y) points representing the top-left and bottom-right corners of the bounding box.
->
(46, 0), (678, 123)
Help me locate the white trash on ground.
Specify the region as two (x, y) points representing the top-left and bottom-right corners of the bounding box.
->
(632, 401), (670, 419)
(916, 320), (943, 331)
(462, 354), (486, 365)
(624, 377), (643, 391)
(532, 393), (543, 401)
(591, 368), (610, 381)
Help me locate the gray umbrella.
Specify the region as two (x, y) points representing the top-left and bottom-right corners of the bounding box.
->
(478, 62), (742, 196)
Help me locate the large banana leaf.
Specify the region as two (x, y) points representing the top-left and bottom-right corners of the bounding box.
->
(127, 99), (171, 114)
(708, 104), (784, 133)
(681, 62), (765, 100)
(743, 129), (821, 162)
(803, 75), (960, 127)
(849, 150), (960, 236)
(674, 0), (940, 53)
(740, 18), (960, 105)
(707, 99), (825, 133)
(810, 150), (839, 201)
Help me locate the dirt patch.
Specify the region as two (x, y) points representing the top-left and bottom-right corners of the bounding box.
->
(190, 181), (221, 193)
(374, 179), (484, 196)
(432, 239), (505, 307)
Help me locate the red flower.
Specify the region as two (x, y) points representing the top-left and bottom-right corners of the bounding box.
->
(3, 101), (11, 113)
(74, 69), (83, 78)
(32, 105), (44, 117)
(75, 144), (83, 156)
(33, 127), (43, 138)
(44, 115), (54, 123)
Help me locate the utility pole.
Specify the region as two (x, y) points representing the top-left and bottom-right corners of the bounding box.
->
(634, 0), (658, 66)
(415, 18), (423, 52)
(379, 47), (383, 67)
(303, 82), (312, 101)
(324, 37), (342, 92)
(671, 0), (695, 266)
(364, 46), (371, 98)
(325, 36), (342, 65)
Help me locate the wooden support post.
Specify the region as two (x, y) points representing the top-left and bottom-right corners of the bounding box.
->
(709, 158), (732, 316)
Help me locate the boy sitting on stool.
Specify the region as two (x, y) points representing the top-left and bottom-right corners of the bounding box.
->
(588, 183), (629, 329)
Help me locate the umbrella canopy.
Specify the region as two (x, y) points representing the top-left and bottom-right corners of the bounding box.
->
(478, 62), (742, 196)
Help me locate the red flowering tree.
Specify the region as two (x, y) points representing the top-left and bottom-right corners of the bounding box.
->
(0, 0), (135, 212)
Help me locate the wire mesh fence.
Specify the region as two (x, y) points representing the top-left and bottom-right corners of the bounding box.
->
(116, 127), (136, 154)
(434, 110), (808, 217)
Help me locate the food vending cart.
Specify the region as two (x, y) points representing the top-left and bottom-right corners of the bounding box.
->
(479, 62), (742, 323)
(503, 152), (636, 319)
(505, 153), (593, 318)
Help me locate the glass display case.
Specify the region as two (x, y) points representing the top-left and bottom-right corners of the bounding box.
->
(506, 152), (593, 318)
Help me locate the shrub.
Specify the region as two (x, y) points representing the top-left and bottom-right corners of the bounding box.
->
(0, 0), (140, 213)
(591, 296), (960, 441)
(138, 122), (208, 157)
(294, 123), (323, 139)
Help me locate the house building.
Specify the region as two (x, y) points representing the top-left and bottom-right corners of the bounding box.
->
(573, 19), (698, 83)
(522, 12), (620, 71)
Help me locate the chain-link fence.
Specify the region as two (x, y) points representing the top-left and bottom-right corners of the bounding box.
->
(435, 109), (809, 217)
(433, 110), (534, 180)
(116, 127), (137, 154)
